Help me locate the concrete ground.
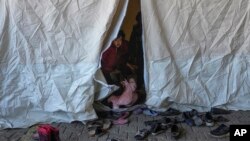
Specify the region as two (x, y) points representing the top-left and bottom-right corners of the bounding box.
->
(0, 110), (249, 141)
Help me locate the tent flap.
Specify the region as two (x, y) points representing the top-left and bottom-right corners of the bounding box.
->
(142, 0), (250, 111)
(0, 0), (126, 129)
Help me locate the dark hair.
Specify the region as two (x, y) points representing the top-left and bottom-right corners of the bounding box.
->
(116, 30), (125, 39)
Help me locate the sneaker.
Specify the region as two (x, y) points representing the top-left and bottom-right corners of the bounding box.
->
(182, 109), (198, 126)
(210, 124), (229, 138)
(182, 109), (198, 119)
(205, 112), (214, 127)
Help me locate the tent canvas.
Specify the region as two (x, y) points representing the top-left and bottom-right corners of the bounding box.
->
(1, 0), (250, 129)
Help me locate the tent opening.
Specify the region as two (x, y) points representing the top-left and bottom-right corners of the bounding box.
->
(99, 0), (146, 108)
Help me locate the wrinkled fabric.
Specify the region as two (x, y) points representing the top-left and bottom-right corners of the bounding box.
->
(142, 0), (250, 111)
(0, 0), (128, 128)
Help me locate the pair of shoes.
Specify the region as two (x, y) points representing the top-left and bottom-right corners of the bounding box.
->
(182, 109), (198, 126)
(158, 108), (181, 116)
(210, 124), (229, 138)
(134, 129), (150, 140)
(171, 124), (181, 139)
(205, 112), (214, 127)
(37, 124), (60, 141)
(211, 108), (231, 115)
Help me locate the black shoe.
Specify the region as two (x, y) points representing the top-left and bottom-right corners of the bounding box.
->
(214, 116), (229, 122)
(205, 112), (214, 127)
(182, 109), (198, 126)
(211, 108), (231, 115)
(182, 109), (198, 119)
(150, 123), (166, 136)
(134, 129), (149, 140)
(210, 124), (229, 138)
(171, 124), (181, 139)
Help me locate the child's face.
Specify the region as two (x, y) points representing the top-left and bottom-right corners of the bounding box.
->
(129, 78), (136, 83)
(113, 37), (122, 48)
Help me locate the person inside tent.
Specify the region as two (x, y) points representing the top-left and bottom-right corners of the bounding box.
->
(101, 30), (132, 85)
(128, 11), (144, 90)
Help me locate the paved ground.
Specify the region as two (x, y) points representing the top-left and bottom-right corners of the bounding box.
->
(0, 110), (249, 141)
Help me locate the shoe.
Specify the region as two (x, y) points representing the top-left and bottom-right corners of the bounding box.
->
(134, 129), (149, 140)
(214, 116), (229, 122)
(182, 109), (198, 126)
(192, 115), (203, 126)
(144, 117), (172, 129)
(150, 123), (166, 136)
(210, 124), (229, 138)
(106, 138), (121, 141)
(158, 108), (181, 116)
(211, 108), (230, 115)
(182, 109), (198, 119)
(171, 124), (181, 139)
(205, 112), (214, 127)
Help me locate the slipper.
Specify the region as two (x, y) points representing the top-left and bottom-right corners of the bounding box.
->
(87, 120), (103, 128)
(32, 132), (39, 140)
(134, 129), (149, 140)
(113, 118), (128, 125)
(102, 119), (112, 130)
(87, 126), (104, 137)
(119, 112), (130, 119)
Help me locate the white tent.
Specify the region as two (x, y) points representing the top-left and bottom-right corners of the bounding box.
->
(1, 0), (250, 128)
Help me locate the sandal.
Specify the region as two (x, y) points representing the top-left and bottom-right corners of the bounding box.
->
(87, 126), (104, 137)
(113, 118), (128, 125)
(134, 129), (149, 140)
(102, 119), (112, 130)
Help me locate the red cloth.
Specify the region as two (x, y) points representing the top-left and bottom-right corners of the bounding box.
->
(37, 124), (60, 141)
(101, 40), (129, 73)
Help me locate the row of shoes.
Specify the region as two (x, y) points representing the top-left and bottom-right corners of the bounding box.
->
(134, 117), (181, 140)
(182, 109), (229, 127)
(182, 108), (230, 138)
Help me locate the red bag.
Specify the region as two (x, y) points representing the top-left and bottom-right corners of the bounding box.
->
(37, 124), (60, 141)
